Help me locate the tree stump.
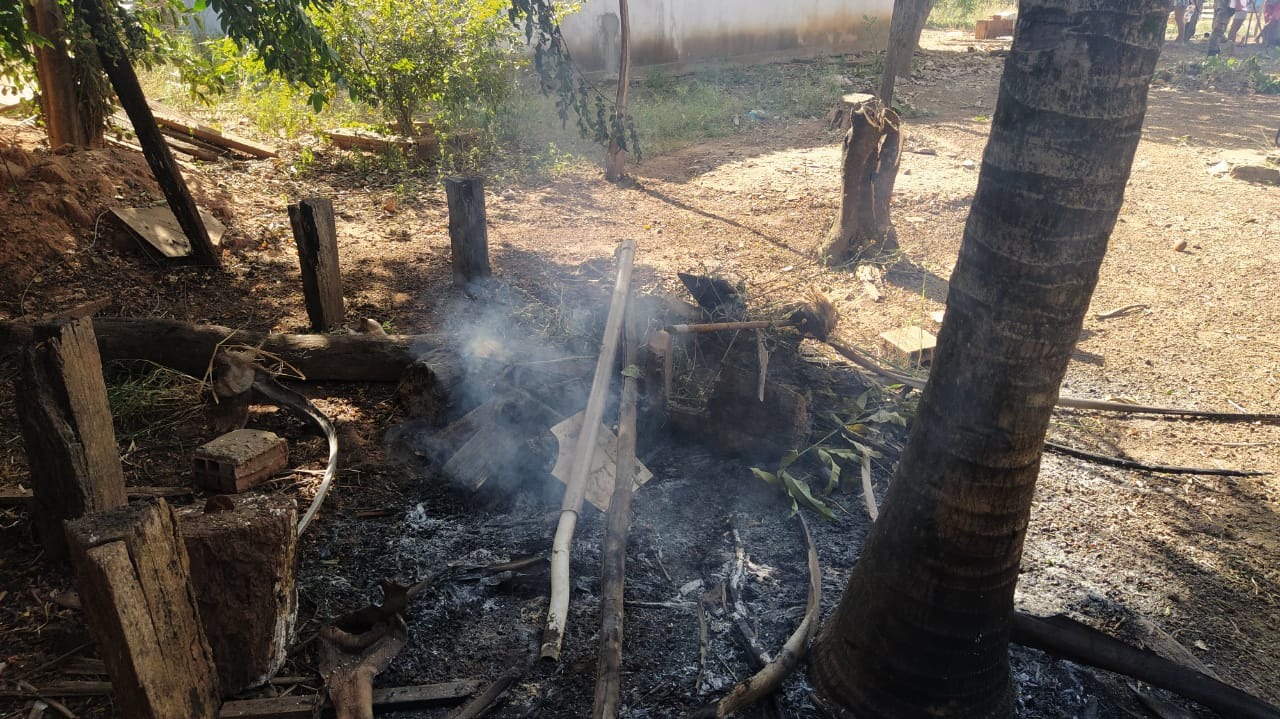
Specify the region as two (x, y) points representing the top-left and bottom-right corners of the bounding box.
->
(444, 176), (492, 288)
(819, 96), (902, 266)
(288, 198), (346, 331)
(65, 499), (220, 719)
(179, 494), (298, 696)
(16, 316), (126, 560)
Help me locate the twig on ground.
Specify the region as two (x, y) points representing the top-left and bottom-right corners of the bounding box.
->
(859, 453), (878, 521)
(1094, 304), (1149, 319)
(1043, 441), (1269, 477)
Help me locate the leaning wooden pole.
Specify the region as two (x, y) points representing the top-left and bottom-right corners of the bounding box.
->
(79, 0), (220, 267)
(591, 304), (641, 717)
(542, 239), (636, 661)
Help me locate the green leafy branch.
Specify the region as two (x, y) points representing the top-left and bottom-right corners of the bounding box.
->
(507, 0), (640, 161)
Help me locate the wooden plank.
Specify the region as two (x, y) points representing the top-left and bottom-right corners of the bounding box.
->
(67, 500), (219, 719)
(151, 107), (278, 158)
(111, 206), (225, 259)
(16, 316), (126, 559)
(288, 198), (346, 331)
(0, 681), (112, 697)
(218, 680), (481, 718)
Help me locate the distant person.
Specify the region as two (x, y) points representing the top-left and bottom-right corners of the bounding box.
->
(1172, 0), (1190, 41)
(1226, 0), (1257, 44)
(1182, 0), (1205, 40)
(1263, 0), (1280, 45)
(1209, 0), (1247, 53)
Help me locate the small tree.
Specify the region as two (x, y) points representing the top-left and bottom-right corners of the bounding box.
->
(315, 0), (518, 136)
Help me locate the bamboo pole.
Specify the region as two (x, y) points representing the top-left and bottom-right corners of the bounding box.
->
(542, 240), (636, 661)
(591, 305), (641, 717)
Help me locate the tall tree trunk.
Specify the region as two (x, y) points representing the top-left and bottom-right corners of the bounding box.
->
(809, 0), (1168, 715)
(23, 0), (103, 147)
(604, 0), (631, 182)
(879, 0), (936, 107)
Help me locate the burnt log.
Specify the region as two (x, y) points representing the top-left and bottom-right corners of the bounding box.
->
(439, 392), (561, 498)
(66, 499), (220, 719)
(16, 316), (126, 560)
(178, 494), (299, 696)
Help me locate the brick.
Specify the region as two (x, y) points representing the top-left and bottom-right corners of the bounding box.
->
(194, 430), (288, 493)
(879, 326), (938, 368)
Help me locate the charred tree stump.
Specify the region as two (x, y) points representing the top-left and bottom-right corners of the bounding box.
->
(65, 499), (220, 719)
(703, 369), (809, 461)
(79, 0), (220, 267)
(179, 495), (298, 696)
(288, 198), (346, 331)
(16, 316), (126, 560)
(819, 96), (902, 266)
(444, 176), (491, 288)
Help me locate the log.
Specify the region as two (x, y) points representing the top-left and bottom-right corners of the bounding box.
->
(289, 198), (346, 332)
(818, 96), (902, 266)
(218, 681), (480, 718)
(0, 485), (191, 507)
(178, 494), (299, 696)
(1012, 613), (1280, 719)
(440, 392), (560, 497)
(65, 499), (220, 719)
(0, 317), (448, 382)
(79, 0), (220, 267)
(444, 176), (492, 288)
(16, 316), (126, 560)
(396, 348), (467, 425)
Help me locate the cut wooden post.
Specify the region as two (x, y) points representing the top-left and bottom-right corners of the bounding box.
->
(16, 316), (126, 560)
(444, 176), (492, 287)
(65, 499), (220, 719)
(288, 198), (346, 331)
(819, 96), (902, 266)
(78, 0), (220, 267)
(178, 495), (298, 696)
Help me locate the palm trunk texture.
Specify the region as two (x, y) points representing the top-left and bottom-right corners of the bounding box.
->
(810, 0), (1169, 716)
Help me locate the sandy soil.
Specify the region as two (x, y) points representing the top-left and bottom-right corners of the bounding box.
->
(1, 29), (1278, 719)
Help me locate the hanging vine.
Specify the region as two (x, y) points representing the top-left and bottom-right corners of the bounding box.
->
(507, 0), (640, 162)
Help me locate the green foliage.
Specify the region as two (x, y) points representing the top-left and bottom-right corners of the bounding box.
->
(751, 386), (909, 521)
(508, 0), (640, 160)
(316, 0), (518, 135)
(1161, 55), (1280, 95)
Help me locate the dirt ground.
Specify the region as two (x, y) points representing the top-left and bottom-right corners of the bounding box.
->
(2, 29), (1279, 719)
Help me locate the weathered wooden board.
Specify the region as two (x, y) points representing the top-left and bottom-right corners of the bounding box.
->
(112, 206), (225, 258)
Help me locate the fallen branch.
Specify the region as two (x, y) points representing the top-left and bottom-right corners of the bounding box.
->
(1011, 613), (1280, 719)
(218, 682), (480, 718)
(592, 304), (643, 718)
(447, 666), (521, 719)
(319, 584), (410, 719)
(543, 240), (636, 662)
(824, 339), (1280, 422)
(1044, 441), (1269, 477)
(690, 514), (822, 718)
(241, 367), (339, 534)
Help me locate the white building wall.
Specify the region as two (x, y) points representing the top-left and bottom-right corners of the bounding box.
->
(557, 0), (892, 72)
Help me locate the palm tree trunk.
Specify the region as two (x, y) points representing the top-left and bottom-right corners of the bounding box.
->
(809, 0), (1169, 715)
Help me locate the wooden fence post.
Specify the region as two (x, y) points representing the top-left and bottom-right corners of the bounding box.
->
(288, 198), (346, 331)
(444, 176), (492, 287)
(66, 499), (220, 719)
(16, 316), (126, 560)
